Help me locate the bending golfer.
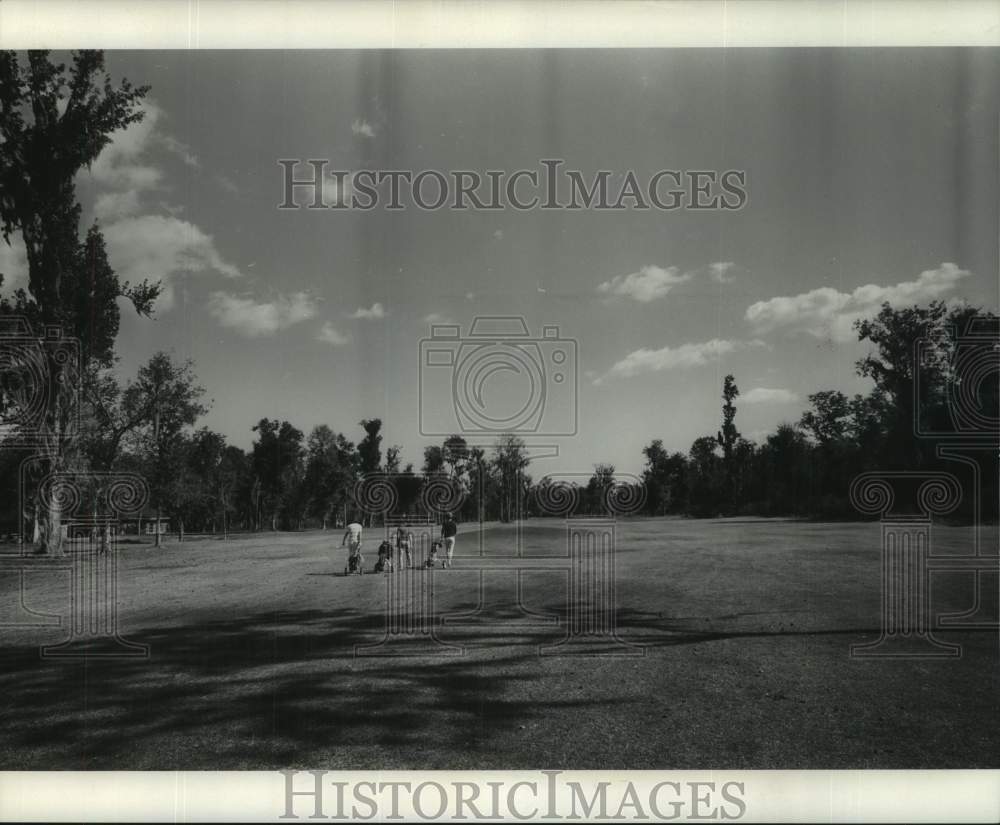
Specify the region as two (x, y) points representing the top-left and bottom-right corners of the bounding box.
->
(342, 520), (363, 573)
(440, 514), (457, 568)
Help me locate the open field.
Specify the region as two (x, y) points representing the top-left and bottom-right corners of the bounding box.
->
(0, 518), (996, 769)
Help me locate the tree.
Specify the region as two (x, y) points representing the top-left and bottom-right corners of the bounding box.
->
(759, 424), (811, 515)
(442, 434), (469, 479)
(422, 444), (445, 476)
(716, 374), (740, 510)
(641, 439), (689, 515)
(492, 434), (530, 523)
(465, 445), (488, 522)
(586, 463), (616, 515)
(383, 444), (402, 474)
(303, 425), (357, 529)
(0, 51), (158, 553)
(799, 390), (851, 446)
(357, 418), (382, 476)
(688, 435), (722, 517)
(120, 353), (208, 545)
(251, 419), (304, 531)
(854, 301), (978, 468)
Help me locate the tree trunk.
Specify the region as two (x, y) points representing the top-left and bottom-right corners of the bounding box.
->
(39, 495), (64, 554)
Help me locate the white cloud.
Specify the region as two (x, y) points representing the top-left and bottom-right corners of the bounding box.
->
(208, 291), (318, 337)
(103, 216), (243, 310)
(351, 118), (376, 138)
(598, 265), (691, 303)
(0, 234), (29, 293)
(317, 321), (350, 347)
(82, 98), (241, 313)
(601, 338), (764, 382)
(161, 135), (200, 168)
(86, 100), (164, 193)
(423, 312), (456, 325)
(350, 302), (386, 320)
(745, 263), (970, 342)
(709, 261), (736, 284)
(742, 387), (800, 405)
(93, 190), (142, 221)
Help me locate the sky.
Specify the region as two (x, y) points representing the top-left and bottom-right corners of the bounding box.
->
(2, 48), (998, 477)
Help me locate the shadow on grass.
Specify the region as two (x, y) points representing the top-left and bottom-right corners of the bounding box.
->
(0, 606), (615, 768)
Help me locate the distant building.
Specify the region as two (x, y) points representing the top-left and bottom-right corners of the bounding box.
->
(135, 512), (171, 536)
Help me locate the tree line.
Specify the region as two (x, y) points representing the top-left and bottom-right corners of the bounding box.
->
(639, 301), (998, 520)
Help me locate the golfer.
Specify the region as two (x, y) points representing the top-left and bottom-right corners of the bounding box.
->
(440, 513), (458, 568)
(395, 525), (414, 569)
(342, 520), (363, 566)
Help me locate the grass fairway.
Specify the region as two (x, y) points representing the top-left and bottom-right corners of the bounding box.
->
(0, 518), (996, 769)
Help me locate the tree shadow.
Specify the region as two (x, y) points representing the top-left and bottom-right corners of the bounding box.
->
(0, 606), (614, 768)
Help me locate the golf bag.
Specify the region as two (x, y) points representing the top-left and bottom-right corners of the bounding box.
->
(345, 550), (364, 575)
(374, 541), (394, 573)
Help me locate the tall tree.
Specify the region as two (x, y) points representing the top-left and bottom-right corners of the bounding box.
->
(357, 418), (382, 475)
(716, 374), (740, 510)
(0, 51), (158, 553)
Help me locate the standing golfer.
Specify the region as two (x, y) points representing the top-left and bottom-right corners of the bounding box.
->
(395, 525), (414, 569)
(440, 513), (458, 568)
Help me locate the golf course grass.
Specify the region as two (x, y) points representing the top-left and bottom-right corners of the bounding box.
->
(0, 517), (996, 769)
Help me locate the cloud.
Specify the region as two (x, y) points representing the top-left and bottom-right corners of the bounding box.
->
(745, 263), (970, 342)
(0, 234), (29, 293)
(598, 265), (691, 303)
(161, 135), (200, 168)
(103, 215), (243, 310)
(86, 100), (165, 193)
(423, 312), (456, 325)
(350, 302), (386, 320)
(216, 174), (241, 195)
(93, 190), (142, 221)
(600, 338), (764, 382)
(351, 118), (376, 138)
(709, 261), (736, 284)
(317, 321), (350, 347)
(208, 291), (318, 337)
(742, 387), (800, 405)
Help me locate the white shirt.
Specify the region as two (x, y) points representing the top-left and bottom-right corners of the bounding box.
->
(343, 523), (363, 545)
